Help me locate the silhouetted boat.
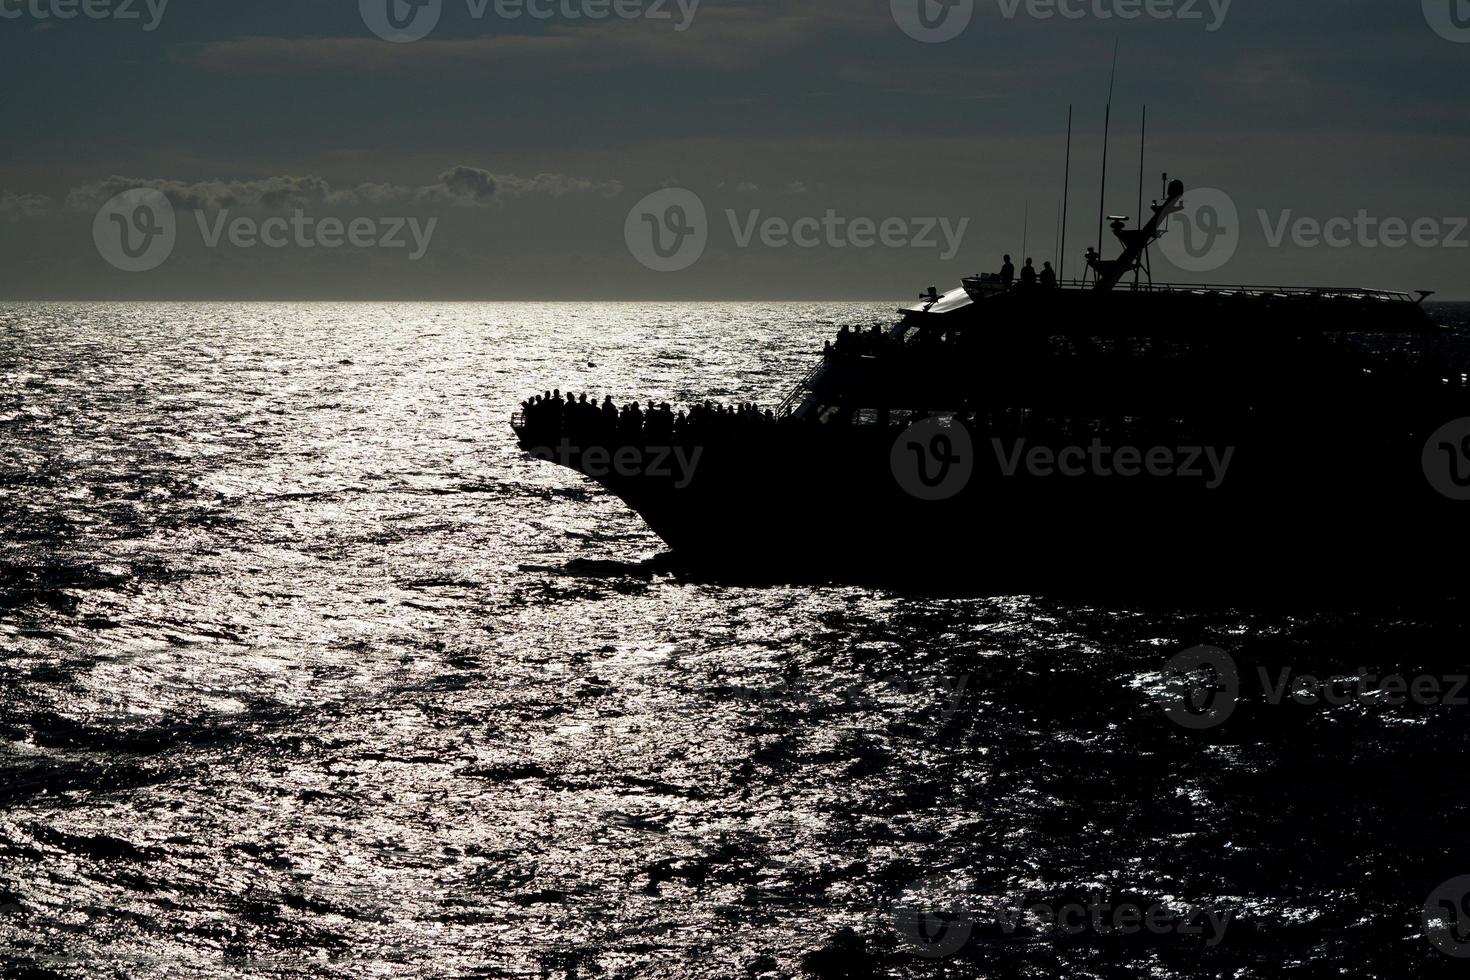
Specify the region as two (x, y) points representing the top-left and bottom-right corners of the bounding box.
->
(512, 178), (1467, 591)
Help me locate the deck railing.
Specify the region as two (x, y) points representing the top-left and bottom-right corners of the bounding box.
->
(773, 320), (913, 417)
(962, 276), (1421, 303)
(775, 358), (828, 417)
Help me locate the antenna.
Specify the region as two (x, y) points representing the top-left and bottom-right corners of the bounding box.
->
(1021, 200), (1029, 266)
(1060, 104), (1072, 282)
(1137, 104), (1147, 228)
(1053, 198), (1062, 271)
(1096, 39), (1119, 269)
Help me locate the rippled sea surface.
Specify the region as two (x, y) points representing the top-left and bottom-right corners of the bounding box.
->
(3, 301), (1470, 979)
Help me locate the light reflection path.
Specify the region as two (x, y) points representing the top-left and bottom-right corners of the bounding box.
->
(0, 302), (1467, 977)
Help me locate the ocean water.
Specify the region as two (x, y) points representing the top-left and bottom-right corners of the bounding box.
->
(2, 301), (1470, 979)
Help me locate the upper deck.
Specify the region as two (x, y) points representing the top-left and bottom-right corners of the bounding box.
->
(898, 277), (1436, 335)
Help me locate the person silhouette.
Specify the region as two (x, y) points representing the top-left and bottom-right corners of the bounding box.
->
(600, 395), (618, 436)
(1001, 255), (1015, 289)
(1021, 258), (1037, 288)
(1040, 261), (1057, 289)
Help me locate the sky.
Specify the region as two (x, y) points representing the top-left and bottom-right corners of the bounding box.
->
(1, 0), (1467, 299)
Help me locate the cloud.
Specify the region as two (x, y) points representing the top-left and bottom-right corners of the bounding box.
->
(66, 175), (334, 212)
(491, 171), (623, 197)
(175, 3), (875, 76)
(417, 167), (621, 206)
(433, 165), (498, 205)
(0, 192), (51, 219)
(63, 169), (621, 212)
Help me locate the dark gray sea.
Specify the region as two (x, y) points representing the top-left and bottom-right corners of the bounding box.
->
(3, 301), (1470, 979)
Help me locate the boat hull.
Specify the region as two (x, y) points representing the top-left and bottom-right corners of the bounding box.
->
(515, 423), (1464, 594)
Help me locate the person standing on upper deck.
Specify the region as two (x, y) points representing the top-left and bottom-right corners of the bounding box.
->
(1001, 255), (1015, 290)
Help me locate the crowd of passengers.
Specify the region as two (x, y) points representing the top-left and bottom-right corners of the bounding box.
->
(823, 256), (1059, 361)
(825, 321), (988, 360)
(825, 323), (894, 359)
(519, 390), (782, 443)
(519, 386), (1047, 447)
(519, 389), (1102, 446)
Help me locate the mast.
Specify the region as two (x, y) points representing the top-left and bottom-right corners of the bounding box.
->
(1135, 104), (1147, 286)
(1093, 177), (1185, 292)
(1137, 105), (1147, 230)
(1096, 40), (1119, 273)
(1021, 200), (1029, 268)
(1060, 105), (1072, 282)
(1053, 199), (1062, 270)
